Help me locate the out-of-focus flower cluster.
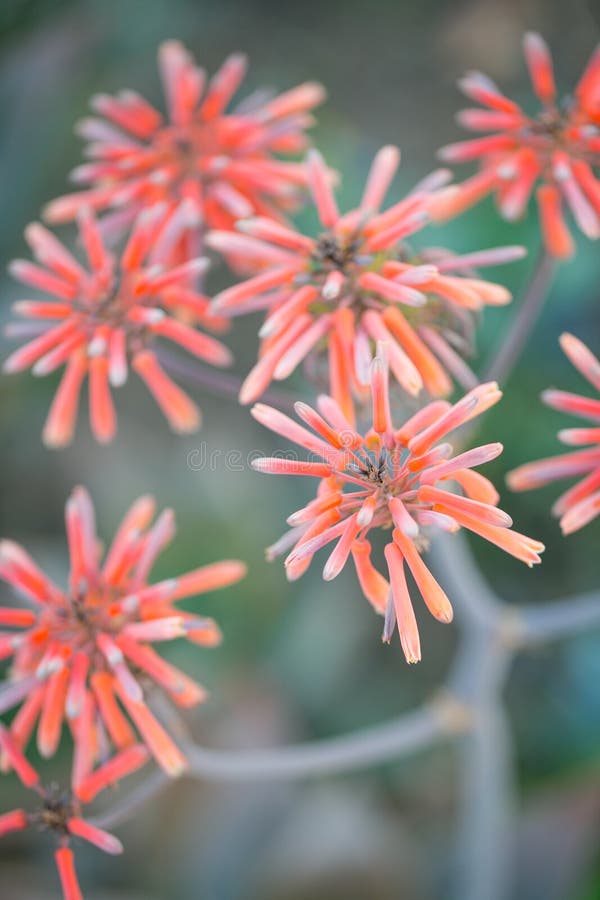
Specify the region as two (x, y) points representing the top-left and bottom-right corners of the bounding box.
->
(0, 721), (149, 899)
(0, 488), (245, 775)
(508, 334), (600, 533)
(6, 207), (231, 445)
(0, 487), (245, 896)
(45, 40), (326, 245)
(208, 146), (525, 418)
(2, 30), (599, 898)
(435, 33), (600, 257)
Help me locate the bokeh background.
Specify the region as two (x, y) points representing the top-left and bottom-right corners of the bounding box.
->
(1, 0), (600, 897)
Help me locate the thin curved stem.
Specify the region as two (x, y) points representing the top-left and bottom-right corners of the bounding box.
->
(519, 591), (600, 644)
(91, 703), (451, 830)
(457, 702), (516, 900)
(88, 534), (599, 877)
(157, 347), (297, 412)
(184, 703), (446, 781)
(484, 250), (556, 385)
(88, 575), (600, 835)
(92, 769), (170, 831)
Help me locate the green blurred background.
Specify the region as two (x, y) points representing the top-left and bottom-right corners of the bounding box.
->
(1, 0), (600, 897)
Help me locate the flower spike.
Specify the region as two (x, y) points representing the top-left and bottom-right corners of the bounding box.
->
(0, 487), (246, 774)
(436, 33), (600, 257)
(5, 206), (233, 446)
(251, 346), (543, 661)
(508, 333), (600, 533)
(208, 145), (524, 416)
(0, 730), (148, 900)
(45, 41), (325, 246)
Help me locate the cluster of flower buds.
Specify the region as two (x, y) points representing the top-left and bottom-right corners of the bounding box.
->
(0, 487), (246, 775)
(2, 31), (599, 898)
(6, 207), (231, 445)
(435, 34), (600, 257)
(251, 343), (544, 663)
(208, 146), (525, 416)
(45, 41), (326, 244)
(508, 334), (600, 533)
(0, 487), (246, 895)
(0, 721), (149, 898)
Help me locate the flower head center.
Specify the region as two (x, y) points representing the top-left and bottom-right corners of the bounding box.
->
(313, 233), (361, 275)
(43, 585), (125, 654)
(344, 446), (415, 498)
(521, 101), (593, 162)
(307, 231), (385, 317)
(347, 451), (388, 485)
(155, 124), (226, 183)
(30, 789), (74, 835)
(73, 270), (157, 354)
(534, 105), (564, 133)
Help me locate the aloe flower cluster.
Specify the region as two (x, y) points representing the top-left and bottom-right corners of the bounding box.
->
(6, 206), (231, 445)
(46, 41), (325, 245)
(251, 345), (543, 662)
(0, 487), (246, 777)
(208, 146), (525, 418)
(0, 724), (149, 899)
(1, 30), (599, 899)
(508, 333), (600, 533)
(435, 33), (600, 257)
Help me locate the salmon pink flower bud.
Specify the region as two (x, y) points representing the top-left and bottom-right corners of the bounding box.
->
(0, 487), (246, 775)
(209, 145), (524, 420)
(507, 333), (600, 533)
(251, 346), (543, 661)
(436, 33), (600, 258)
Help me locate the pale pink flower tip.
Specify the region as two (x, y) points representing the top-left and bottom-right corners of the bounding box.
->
(4, 207), (237, 446)
(438, 34), (600, 257)
(508, 334), (600, 534)
(251, 349), (543, 662)
(0, 487), (246, 775)
(44, 42), (325, 240)
(209, 145), (522, 416)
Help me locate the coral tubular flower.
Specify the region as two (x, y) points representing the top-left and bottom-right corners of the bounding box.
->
(436, 33), (600, 257)
(0, 487), (246, 775)
(251, 345), (543, 662)
(208, 146), (524, 420)
(507, 333), (600, 533)
(0, 724), (148, 900)
(44, 40), (325, 246)
(5, 204), (233, 446)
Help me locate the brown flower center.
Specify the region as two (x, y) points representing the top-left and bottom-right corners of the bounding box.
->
(313, 234), (360, 274)
(41, 586), (126, 657)
(30, 789), (75, 835)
